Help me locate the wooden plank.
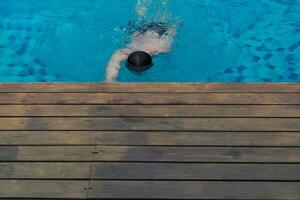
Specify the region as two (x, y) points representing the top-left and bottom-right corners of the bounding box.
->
(1, 162), (299, 180)
(1, 131), (300, 146)
(0, 146), (95, 161)
(0, 93), (299, 105)
(94, 146), (300, 162)
(0, 105), (299, 117)
(88, 181), (300, 199)
(0, 180), (88, 198)
(91, 163), (300, 180)
(1, 146), (299, 162)
(0, 162), (91, 179)
(0, 83), (299, 93)
(0, 117), (298, 131)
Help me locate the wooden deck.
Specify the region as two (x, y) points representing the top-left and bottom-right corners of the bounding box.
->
(0, 83), (299, 199)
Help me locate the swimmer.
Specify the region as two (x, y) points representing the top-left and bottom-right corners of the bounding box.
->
(105, 22), (176, 82)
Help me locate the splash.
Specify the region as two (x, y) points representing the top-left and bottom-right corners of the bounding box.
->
(135, 0), (170, 23)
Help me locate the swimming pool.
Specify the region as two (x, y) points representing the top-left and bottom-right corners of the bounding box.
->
(0, 0), (299, 82)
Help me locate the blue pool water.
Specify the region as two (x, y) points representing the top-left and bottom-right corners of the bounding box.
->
(0, 0), (299, 82)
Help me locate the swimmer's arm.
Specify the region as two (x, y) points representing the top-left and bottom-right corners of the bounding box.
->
(157, 28), (177, 54)
(159, 37), (175, 54)
(105, 48), (133, 82)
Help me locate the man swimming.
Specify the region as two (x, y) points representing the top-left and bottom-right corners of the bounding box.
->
(105, 22), (176, 82)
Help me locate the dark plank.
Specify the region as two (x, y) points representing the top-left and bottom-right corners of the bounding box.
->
(0, 180), (88, 198)
(0, 146), (95, 161)
(88, 181), (300, 199)
(0, 117), (298, 131)
(2, 146), (299, 162)
(94, 146), (300, 163)
(0, 162), (91, 179)
(0, 93), (299, 105)
(1, 131), (300, 146)
(1, 162), (299, 180)
(0, 83), (299, 92)
(0, 105), (299, 117)
(92, 163), (300, 180)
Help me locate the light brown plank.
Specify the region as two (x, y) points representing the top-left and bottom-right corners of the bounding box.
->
(0, 83), (299, 93)
(0, 162), (91, 179)
(94, 146), (300, 162)
(0, 180), (88, 198)
(0, 105), (299, 117)
(0, 93), (299, 105)
(91, 163), (300, 180)
(89, 181), (300, 199)
(0, 146), (95, 161)
(1, 131), (300, 146)
(0, 117), (298, 131)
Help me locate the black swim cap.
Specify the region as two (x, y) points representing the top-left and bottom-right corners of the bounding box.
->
(126, 51), (153, 73)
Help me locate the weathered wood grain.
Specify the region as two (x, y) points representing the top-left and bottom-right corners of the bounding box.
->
(0, 146), (95, 161)
(1, 146), (299, 162)
(0, 180), (88, 198)
(0, 105), (299, 117)
(1, 131), (300, 146)
(0, 117), (298, 131)
(0, 83), (299, 93)
(88, 181), (300, 199)
(0, 162), (91, 179)
(91, 163), (300, 180)
(0, 83), (299, 200)
(1, 162), (299, 180)
(0, 93), (299, 105)
(93, 146), (300, 162)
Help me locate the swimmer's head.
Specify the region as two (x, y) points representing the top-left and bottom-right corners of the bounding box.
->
(126, 51), (153, 73)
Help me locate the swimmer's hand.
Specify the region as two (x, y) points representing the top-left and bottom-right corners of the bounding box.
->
(105, 62), (121, 83)
(105, 48), (133, 82)
(105, 76), (115, 83)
